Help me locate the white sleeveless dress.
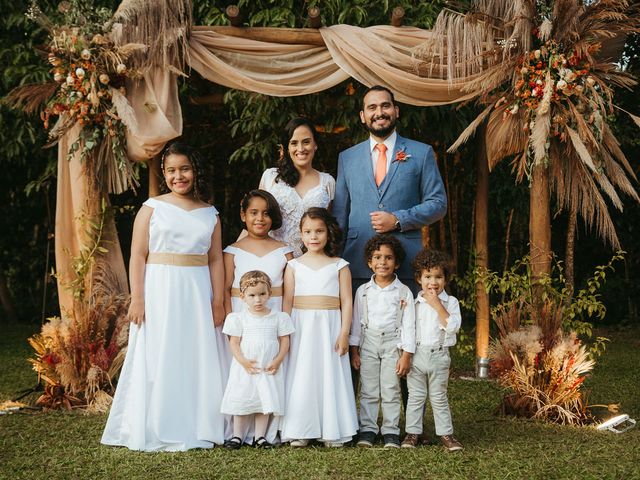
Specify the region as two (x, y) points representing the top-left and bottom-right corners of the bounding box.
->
(260, 168), (335, 257)
(223, 245), (292, 313)
(101, 198), (225, 451)
(281, 258), (358, 443)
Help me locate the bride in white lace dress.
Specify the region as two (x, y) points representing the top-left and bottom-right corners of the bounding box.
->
(259, 118), (335, 257)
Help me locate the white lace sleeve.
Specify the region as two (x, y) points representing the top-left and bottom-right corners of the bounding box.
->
(324, 173), (336, 201)
(259, 168), (278, 190)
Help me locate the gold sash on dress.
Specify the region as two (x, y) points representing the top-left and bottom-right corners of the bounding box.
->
(293, 295), (341, 310)
(146, 252), (208, 266)
(231, 286), (283, 297)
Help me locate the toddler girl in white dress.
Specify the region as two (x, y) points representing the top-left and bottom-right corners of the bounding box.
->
(221, 271), (294, 449)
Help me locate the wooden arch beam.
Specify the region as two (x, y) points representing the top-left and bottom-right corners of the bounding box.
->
(193, 25), (325, 46)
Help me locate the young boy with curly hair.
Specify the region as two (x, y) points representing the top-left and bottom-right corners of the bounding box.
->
(401, 248), (463, 452)
(349, 234), (415, 448)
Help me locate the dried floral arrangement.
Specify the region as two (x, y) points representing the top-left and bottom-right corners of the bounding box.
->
(7, 0), (147, 194)
(467, 253), (625, 425)
(417, 0), (640, 248)
(490, 304), (595, 425)
(28, 202), (130, 411)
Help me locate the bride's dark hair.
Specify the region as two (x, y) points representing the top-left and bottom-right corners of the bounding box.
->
(276, 117), (319, 187)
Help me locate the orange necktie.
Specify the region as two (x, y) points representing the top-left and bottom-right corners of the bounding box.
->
(375, 143), (387, 186)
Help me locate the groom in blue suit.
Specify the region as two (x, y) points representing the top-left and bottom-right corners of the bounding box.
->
(333, 85), (447, 293)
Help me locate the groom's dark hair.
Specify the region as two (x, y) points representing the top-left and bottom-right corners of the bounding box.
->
(362, 85), (396, 107)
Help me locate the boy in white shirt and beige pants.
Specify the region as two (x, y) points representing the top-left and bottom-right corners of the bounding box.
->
(402, 248), (463, 452)
(350, 235), (415, 448)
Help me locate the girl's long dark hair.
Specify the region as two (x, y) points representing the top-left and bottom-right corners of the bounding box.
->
(159, 142), (209, 200)
(240, 189), (283, 231)
(300, 207), (342, 257)
(276, 117), (319, 187)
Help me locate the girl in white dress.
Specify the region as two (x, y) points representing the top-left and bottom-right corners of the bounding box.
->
(222, 190), (293, 442)
(224, 190), (293, 314)
(101, 142), (226, 451)
(221, 271), (294, 449)
(281, 207), (358, 447)
(259, 117), (335, 257)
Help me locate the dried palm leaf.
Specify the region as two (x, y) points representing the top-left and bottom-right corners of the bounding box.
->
(447, 104), (494, 152)
(600, 149), (639, 202)
(602, 124), (636, 180)
(566, 126), (597, 173)
(486, 104), (528, 170)
(46, 114), (75, 144)
(3, 83), (58, 114)
(108, 0), (192, 72)
(111, 88), (138, 135)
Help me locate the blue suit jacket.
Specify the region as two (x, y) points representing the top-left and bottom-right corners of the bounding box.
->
(333, 134), (447, 280)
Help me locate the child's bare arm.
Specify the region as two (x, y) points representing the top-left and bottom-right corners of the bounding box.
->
(350, 346), (361, 370)
(335, 266), (352, 356)
(229, 335), (258, 374)
(208, 218), (225, 327)
(128, 206), (152, 326)
(223, 252), (235, 315)
(396, 351), (412, 377)
(265, 335), (290, 374)
(282, 265), (295, 315)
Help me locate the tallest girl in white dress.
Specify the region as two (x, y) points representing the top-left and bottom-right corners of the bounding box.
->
(259, 117), (336, 257)
(101, 142), (226, 451)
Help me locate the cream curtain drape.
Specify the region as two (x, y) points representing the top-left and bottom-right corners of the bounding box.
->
(188, 25), (477, 105)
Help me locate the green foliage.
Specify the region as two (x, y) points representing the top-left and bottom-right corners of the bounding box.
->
(60, 199), (110, 301)
(455, 252), (626, 353)
(0, 3), (59, 322)
(452, 326), (475, 367)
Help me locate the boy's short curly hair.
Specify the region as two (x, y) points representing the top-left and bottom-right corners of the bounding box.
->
(411, 249), (452, 281)
(239, 270), (272, 294)
(363, 234), (406, 266)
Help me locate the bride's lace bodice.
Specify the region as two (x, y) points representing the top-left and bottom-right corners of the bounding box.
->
(260, 168), (335, 257)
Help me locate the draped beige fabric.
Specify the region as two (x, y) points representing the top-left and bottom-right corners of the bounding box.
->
(188, 25), (478, 105)
(55, 24), (477, 315)
(126, 67), (183, 162)
(55, 127), (128, 318)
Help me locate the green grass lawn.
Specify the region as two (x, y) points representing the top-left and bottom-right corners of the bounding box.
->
(1, 322), (639, 480)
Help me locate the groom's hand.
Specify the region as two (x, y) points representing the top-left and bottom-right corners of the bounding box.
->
(370, 211), (398, 233)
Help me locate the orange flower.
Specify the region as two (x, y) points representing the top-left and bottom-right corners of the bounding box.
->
(394, 149), (411, 163)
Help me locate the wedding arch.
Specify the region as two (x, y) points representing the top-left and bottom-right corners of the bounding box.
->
(15, 0), (637, 407)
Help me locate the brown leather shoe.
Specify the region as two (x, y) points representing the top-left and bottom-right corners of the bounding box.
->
(441, 435), (463, 452)
(419, 432), (429, 445)
(401, 433), (419, 448)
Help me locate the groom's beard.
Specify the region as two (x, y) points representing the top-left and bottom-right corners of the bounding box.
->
(365, 115), (396, 138)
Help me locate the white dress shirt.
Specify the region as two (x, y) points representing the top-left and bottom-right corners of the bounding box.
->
(368, 130), (397, 176)
(414, 290), (461, 347)
(349, 275), (416, 353)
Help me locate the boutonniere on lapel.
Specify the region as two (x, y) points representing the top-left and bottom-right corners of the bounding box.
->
(394, 148), (411, 163)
